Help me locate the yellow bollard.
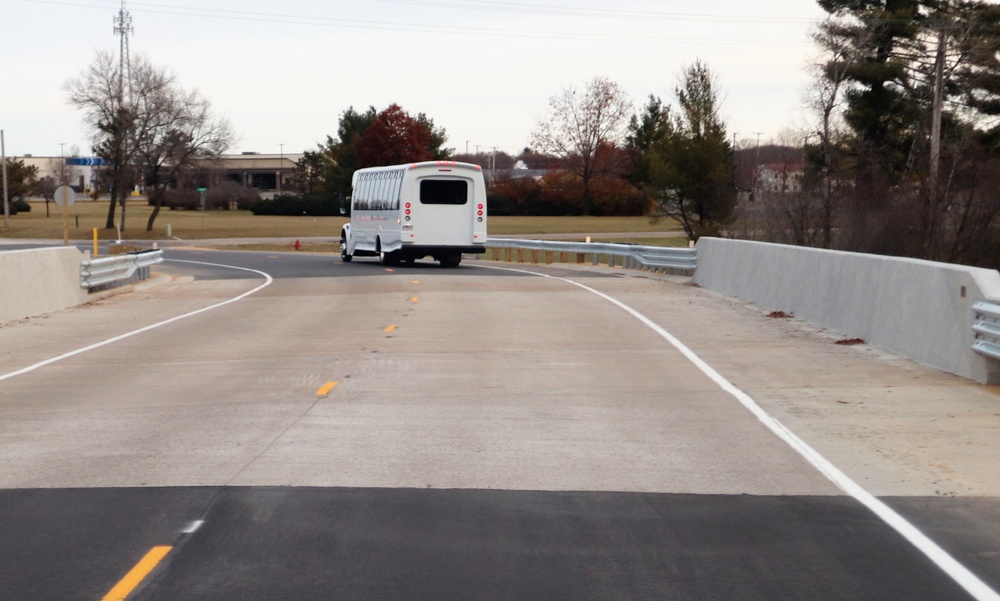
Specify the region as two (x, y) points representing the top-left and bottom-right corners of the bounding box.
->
(93, 228), (99, 257)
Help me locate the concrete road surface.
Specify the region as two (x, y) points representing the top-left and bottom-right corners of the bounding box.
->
(0, 249), (997, 600)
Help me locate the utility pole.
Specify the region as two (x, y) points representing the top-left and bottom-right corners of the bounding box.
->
(2, 130), (9, 231)
(732, 133), (740, 200)
(929, 6), (948, 199)
(753, 132), (764, 199)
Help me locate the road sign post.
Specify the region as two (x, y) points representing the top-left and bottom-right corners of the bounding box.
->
(54, 185), (76, 246)
(198, 187), (207, 231)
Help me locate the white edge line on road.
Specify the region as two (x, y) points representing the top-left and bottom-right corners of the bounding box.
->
(0, 259), (273, 383)
(181, 520), (205, 534)
(484, 264), (1000, 601)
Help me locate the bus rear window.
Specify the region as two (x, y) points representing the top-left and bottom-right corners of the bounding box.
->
(420, 180), (468, 205)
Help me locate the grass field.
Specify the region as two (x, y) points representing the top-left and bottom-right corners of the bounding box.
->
(1, 199), (685, 247)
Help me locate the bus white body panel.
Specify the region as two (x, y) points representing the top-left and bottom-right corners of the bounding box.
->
(340, 161), (487, 266)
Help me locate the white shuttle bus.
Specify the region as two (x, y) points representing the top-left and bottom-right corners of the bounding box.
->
(340, 161), (487, 267)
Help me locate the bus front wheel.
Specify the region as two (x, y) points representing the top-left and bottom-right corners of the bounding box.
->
(340, 234), (352, 263)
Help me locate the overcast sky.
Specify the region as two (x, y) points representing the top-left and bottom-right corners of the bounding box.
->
(3, 0), (829, 159)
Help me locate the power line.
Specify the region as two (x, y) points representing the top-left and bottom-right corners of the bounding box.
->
(370, 0), (820, 24)
(20, 0), (815, 47)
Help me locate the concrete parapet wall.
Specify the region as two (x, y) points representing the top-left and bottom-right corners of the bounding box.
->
(694, 237), (1000, 384)
(0, 247), (89, 324)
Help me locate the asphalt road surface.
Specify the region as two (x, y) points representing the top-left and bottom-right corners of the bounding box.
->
(0, 248), (997, 600)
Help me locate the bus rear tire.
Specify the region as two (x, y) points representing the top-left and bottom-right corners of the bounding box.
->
(378, 243), (398, 267)
(439, 254), (462, 268)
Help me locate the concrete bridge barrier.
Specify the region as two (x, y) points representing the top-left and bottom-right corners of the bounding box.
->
(694, 237), (1000, 384)
(0, 247), (89, 324)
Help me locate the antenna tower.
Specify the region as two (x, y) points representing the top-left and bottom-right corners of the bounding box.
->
(113, 0), (134, 103)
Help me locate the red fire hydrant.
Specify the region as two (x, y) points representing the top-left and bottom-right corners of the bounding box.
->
(294, 239), (301, 251)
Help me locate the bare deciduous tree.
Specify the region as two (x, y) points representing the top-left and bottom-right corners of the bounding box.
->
(65, 50), (135, 230)
(66, 51), (234, 233)
(530, 76), (633, 216)
(130, 67), (235, 231)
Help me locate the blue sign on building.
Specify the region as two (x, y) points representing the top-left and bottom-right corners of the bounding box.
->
(65, 157), (110, 166)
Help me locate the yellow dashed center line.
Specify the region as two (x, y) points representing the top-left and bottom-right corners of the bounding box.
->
(315, 381), (338, 397)
(102, 545), (172, 601)
(411, 297), (419, 303)
(385, 324), (397, 333)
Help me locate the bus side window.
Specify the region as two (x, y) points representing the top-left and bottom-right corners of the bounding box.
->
(378, 173), (388, 210)
(358, 174), (371, 210)
(392, 171), (402, 209)
(354, 175), (363, 211)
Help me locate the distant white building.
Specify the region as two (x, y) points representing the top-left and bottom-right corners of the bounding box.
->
(757, 162), (805, 194)
(194, 152), (303, 196)
(16, 155), (97, 192)
(11, 152), (303, 198)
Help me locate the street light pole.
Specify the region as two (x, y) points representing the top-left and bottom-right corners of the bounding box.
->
(278, 143), (284, 194)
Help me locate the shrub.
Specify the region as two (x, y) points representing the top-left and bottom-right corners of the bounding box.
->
(208, 181), (260, 210)
(161, 184), (263, 211)
(250, 193), (339, 216)
(10, 199), (30, 214)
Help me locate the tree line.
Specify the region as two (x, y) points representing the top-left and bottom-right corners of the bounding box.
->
(8, 0), (1000, 266)
(7, 47), (735, 238)
(34, 1), (1000, 270)
(739, 0), (1000, 269)
(292, 66), (735, 239)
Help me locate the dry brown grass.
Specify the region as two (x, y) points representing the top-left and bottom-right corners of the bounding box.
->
(2, 200), (683, 245)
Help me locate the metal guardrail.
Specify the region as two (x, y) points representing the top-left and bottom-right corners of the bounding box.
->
(486, 238), (697, 273)
(973, 301), (1000, 361)
(80, 249), (164, 291)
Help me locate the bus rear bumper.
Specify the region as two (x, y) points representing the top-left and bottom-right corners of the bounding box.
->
(398, 245), (486, 257)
